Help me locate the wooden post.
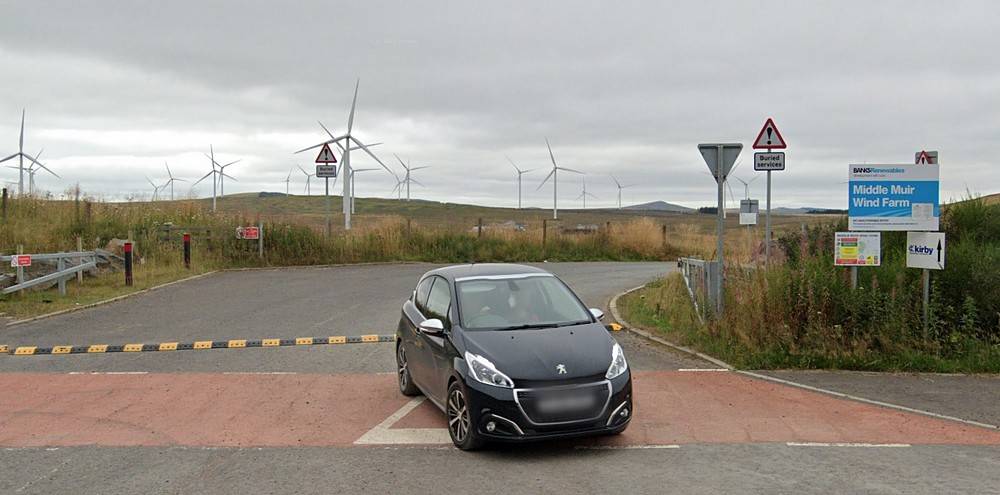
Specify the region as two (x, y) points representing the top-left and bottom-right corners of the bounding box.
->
(477, 218), (483, 238)
(661, 224), (667, 246)
(85, 201), (92, 225)
(406, 218), (411, 237)
(76, 236), (84, 284)
(1, 187), (7, 221)
(542, 219), (548, 246)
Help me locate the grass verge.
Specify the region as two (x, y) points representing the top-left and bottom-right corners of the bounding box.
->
(619, 273), (1000, 373)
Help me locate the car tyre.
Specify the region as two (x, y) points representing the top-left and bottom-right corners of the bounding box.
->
(447, 381), (485, 451)
(396, 344), (421, 397)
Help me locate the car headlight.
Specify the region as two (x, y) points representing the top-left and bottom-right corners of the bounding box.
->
(606, 342), (628, 379)
(465, 351), (514, 388)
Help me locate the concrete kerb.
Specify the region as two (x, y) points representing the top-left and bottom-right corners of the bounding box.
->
(608, 283), (1000, 431)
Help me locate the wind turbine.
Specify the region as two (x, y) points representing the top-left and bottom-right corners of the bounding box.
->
(536, 138), (582, 220)
(0, 110), (54, 196)
(349, 167), (379, 214)
(11, 149), (58, 196)
(162, 162), (186, 201)
(610, 175), (634, 210)
(734, 175), (760, 200)
(204, 148), (239, 199)
(146, 176), (165, 201)
(284, 168), (293, 195)
(506, 156), (536, 209)
(294, 79), (393, 230)
(576, 176), (597, 209)
(192, 145), (237, 212)
(393, 155), (429, 202)
(297, 165), (316, 195)
(390, 176), (406, 200)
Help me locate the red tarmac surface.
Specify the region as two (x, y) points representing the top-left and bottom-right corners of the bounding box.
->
(1, 371), (998, 447)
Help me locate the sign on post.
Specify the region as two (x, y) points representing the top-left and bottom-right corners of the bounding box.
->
(752, 118), (787, 150)
(739, 199), (759, 225)
(848, 164), (940, 231)
(315, 143), (337, 164)
(915, 150), (938, 164)
(10, 254), (31, 267)
(316, 164), (338, 178)
(835, 232), (881, 266)
(754, 152), (785, 171)
(906, 232), (945, 270)
(698, 143), (743, 182)
(236, 226), (260, 240)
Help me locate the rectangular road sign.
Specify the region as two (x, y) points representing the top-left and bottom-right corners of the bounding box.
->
(754, 152), (785, 171)
(835, 232), (881, 266)
(740, 199), (759, 214)
(906, 232), (945, 270)
(10, 255), (31, 267)
(316, 164), (338, 178)
(739, 213), (757, 226)
(848, 164), (940, 231)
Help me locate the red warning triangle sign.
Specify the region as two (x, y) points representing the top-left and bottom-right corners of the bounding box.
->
(752, 118), (787, 149)
(315, 143), (338, 164)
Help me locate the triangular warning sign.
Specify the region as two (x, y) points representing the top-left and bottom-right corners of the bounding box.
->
(315, 143), (338, 164)
(752, 118), (787, 149)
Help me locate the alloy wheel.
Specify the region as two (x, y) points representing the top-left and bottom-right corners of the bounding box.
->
(447, 387), (470, 443)
(397, 346), (409, 391)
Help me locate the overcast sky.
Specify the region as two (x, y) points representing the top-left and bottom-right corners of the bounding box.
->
(1, 1), (997, 209)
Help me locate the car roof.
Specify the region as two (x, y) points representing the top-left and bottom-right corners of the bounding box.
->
(423, 263), (550, 282)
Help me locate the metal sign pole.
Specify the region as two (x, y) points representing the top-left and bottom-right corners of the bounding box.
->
(851, 266), (858, 290)
(922, 268), (930, 340)
(344, 145), (352, 230)
(765, 151), (772, 265)
(258, 222), (264, 259)
(716, 145), (725, 316)
(325, 177), (331, 237)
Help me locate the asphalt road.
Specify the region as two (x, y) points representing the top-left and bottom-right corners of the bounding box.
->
(1, 262), (998, 494)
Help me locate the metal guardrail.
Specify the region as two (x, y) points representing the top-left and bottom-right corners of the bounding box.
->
(678, 257), (720, 322)
(1, 251), (98, 296)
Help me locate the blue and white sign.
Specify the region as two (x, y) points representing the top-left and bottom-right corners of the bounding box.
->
(906, 232), (945, 270)
(848, 164), (939, 231)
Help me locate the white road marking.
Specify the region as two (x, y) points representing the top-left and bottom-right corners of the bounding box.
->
(677, 368), (729, 372)
(575, 444), (681, 450)
(67, 371), (148, 375)
(222, 372), (298, 375)
(354, 397), (451, 445)
(786, 442), (911, 448)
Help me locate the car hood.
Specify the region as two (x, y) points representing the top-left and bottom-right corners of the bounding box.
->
(462, 322), (616, 381)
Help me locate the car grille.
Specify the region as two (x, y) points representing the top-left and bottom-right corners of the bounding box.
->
(514, 381), (611, 425)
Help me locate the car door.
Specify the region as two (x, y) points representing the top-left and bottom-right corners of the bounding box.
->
(403, 277), (436, 391)
(420, 276), (454, 402)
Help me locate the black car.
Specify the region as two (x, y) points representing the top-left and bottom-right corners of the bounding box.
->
(395, 263), (632, 450)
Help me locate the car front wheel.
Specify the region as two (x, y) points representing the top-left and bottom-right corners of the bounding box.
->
(446, 381), (484, 451)
(396, 344), (421, 396)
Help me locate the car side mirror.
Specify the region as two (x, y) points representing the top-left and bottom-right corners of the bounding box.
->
(418, 318), (446, 336)
(589, 308), (605, 321)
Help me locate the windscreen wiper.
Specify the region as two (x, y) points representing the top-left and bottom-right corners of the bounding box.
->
(497, 320), (589, 331)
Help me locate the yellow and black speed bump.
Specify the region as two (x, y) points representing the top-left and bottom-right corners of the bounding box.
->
(1, 334), (396, 357)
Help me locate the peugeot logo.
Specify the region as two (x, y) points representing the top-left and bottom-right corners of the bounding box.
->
(556, 364), (567, 374)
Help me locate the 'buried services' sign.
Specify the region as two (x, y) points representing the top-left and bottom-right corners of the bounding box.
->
(848, 164), (939, 231)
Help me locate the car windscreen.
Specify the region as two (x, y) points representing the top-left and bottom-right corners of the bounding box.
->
(455, 275), (592, 330)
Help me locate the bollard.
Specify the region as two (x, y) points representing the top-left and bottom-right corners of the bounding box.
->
(124, 242), (134, 286)
(183, 233), (191, 269)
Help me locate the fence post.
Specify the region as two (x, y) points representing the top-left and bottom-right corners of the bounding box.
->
(15, 245), (24, 286)
(57, 256), (67, 296)
(661, 224), (667, 246)
(1, 187), (7, 221)
(258, 222), (264, 259)
(542, 219), (548, 247)
(85, 201), (92, 225)
(183, 233), (191, 269)
(477, 218), (483, 238)
(76, 236), (84, 284)
(124, 242), (133, 287)
(406, 218), (411, 237)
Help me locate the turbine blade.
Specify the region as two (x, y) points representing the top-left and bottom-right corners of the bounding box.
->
(545, 138), (557, 168)
(294, 136), (346, 154)
(347, 78), (360, 133)
(165, 161), (172, 177)
(611, 175), (621, 188)
(318, 120), (336, 140)
(23, 153), (59, 178)
(536, 169), (555, 190)
(506, 156), (522, 174)
(19, 109), (25, 151)
(558, 167), (583, 174)
(298, 165), (310, 175)
(192, 171), (213, 186)
(222, 159), (240, 168)
(409, 166), (430, 171)
(409, 178), (425, 187)
(350, 136), (397, 179)
(0, 153), (18, 164)
(222, 173), (237, 181)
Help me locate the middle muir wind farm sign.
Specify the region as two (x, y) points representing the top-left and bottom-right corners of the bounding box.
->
(848, 163), (940, 231)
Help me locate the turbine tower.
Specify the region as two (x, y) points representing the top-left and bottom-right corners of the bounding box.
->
(576, 176), (597, 209)
(337, 141), (388, 213)
(393, 155), (429, 202)
(297, 165), (316, 195)
(506, 156), (536, 209)
(295, 79), (393, 230)
(146, 176), (165, 201)
(537, 138), (582, 220)
(0, 110), (54, 196)
(162, 162), (186, 201)
(610, 175), (634, 210)
(734, 175), (760, 200)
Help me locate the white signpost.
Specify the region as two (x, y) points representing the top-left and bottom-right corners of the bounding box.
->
(752, 118), (786, 265)
(698, 143), (743, 316)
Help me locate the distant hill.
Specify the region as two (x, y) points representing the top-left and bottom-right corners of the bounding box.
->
(623, 201), (694, 213)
